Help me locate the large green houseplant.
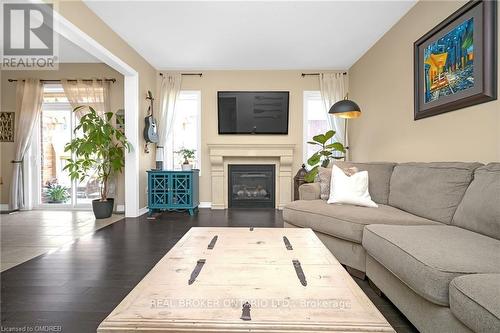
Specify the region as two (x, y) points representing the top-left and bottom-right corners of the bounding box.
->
(64, 106), (130, 218)
(304, 130), (345, 182)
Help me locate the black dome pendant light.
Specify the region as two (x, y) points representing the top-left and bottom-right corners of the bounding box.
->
(328, 94), (362, 119)
(328, 94), (362, 159)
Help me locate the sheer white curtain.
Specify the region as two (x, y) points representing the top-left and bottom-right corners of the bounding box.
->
(62, 78), (115, 197)
(158, 73), (182, 169)
(62, 79), (110, 117)
(319, 73), (348, 158)
(10, 79), (44, 210)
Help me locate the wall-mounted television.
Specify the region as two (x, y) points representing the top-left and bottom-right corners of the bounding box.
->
(218, 91), (289, 134)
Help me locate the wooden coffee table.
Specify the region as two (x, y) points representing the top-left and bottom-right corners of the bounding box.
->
(98, 227), (394, 332)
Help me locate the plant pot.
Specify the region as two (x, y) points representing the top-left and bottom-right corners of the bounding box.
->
(92, 198), (114, 219)
(181, 164), (192, 171)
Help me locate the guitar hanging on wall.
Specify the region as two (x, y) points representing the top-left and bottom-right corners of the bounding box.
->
(143, 90), (159, 153)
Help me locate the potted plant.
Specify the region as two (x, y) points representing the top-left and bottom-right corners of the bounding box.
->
(175, 148), (196, 171)
(304, 130), (345, 182)
(46, 184), (70, 204)
(64, 106), (130, 219)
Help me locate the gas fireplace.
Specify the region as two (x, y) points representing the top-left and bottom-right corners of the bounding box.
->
(228, 164), (275, 208)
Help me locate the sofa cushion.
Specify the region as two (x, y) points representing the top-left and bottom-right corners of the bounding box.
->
(318, 166), (359, 200)
(298, 182), (321, 200)
(363, 225), (500, 306)
(318, 167), (332, 200)
(327, 166), (378, 208)
(452, 163), (500, 240)
(449, 274), (500, 333)
(283, 199), (440, 243)
(332, 162), (396, 204)
(389, 162), (482, 224)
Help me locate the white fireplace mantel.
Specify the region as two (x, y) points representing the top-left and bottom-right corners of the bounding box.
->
(208, 144), (295, 210)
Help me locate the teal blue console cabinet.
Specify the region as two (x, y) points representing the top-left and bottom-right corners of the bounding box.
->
(147, 170), (199, 216)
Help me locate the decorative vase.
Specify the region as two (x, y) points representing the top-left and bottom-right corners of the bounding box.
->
(155, 146), (164, 170)
(181, 164), (192, 171)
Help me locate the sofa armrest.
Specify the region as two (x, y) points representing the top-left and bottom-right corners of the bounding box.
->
(299, 182), (321, 200)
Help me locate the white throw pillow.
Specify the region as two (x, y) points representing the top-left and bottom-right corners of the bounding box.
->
(327, 165), (378, 208)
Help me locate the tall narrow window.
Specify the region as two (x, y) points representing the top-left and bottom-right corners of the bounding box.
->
(166, 91), (201, 170)
(303, 91), (329, 163)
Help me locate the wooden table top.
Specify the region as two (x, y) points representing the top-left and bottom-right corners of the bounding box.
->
(97, 227), (394, 332)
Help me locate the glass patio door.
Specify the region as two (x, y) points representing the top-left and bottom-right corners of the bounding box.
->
(35, 84), (99, 209)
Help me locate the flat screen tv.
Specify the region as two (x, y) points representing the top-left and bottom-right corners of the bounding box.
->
(218, 91), (289, 134)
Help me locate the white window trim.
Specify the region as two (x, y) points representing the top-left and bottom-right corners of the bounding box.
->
(303, 90), (322, 163)
(188, 90), (202, 175)
(194, 91), (202, 175)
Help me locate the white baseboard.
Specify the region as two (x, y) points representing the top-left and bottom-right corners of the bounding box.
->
(211, 204), (225, 210)
(116, 204), (125, 213)
(199, 202), (212, 209)
(0, 204), (10, 211)
(138, 206), (149, 216)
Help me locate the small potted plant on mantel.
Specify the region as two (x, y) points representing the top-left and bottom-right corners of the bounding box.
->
(63, 106), (130, 219)
(175, 148), (196, 171)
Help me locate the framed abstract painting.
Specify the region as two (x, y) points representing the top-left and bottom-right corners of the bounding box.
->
(414, 0), (497, 120)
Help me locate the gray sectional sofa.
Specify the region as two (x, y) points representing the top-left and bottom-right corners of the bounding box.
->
(283, 162), (500, 333)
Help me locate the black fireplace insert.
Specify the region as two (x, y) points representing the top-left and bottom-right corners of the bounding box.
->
(228, 164), (275, 208)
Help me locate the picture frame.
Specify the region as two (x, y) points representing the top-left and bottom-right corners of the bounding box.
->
(414, 0), (497, 120)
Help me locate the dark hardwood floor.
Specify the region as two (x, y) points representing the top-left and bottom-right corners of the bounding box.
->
(1, 209), (417, 333)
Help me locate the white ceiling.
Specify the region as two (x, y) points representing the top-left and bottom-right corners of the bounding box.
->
(84, 0), (416, 70)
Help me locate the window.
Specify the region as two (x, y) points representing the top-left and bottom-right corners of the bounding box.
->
(303, 91), (329, 163)
(38, 84), (73, 206)
(166, 91), (201, 170)
(29, 83), (109, 209)
(35, 84), (101, 207)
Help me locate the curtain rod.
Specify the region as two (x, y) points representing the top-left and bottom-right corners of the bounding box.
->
(301, 72), (347, 77)
(8, 78), (116, 83)
(159, 72), (203, 77)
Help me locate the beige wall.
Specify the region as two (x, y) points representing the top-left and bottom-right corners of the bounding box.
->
(1, 0), (158, 210)
(349, 0), (500, 163)
(0, 63), (125, 206)
(47, 0), (157, 210)
(179, 71), (323, 203)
